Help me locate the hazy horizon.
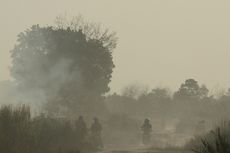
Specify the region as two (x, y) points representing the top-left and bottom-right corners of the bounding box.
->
(1, 0), (230, 93)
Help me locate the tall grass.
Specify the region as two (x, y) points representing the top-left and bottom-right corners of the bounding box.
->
(0, 105), (94, 153)
(186, 121), (230, 153)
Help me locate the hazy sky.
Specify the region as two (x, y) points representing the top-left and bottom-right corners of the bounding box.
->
(1, 0), (230, 93)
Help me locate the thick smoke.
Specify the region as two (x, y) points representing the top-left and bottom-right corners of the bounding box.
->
(1, 17), (230, 149)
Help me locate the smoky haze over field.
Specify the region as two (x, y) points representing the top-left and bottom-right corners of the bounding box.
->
(1, 1), (230, 153)
(2, 0), (230, 92)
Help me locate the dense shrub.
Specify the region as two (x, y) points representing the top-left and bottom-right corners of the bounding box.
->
(186, 121), (230, 153)
(0, 105), (95, 153)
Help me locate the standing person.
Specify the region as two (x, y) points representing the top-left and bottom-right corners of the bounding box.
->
(141, 119), (152, 145)
(75, 116), (88, 142)
(90, 117), (103, 150)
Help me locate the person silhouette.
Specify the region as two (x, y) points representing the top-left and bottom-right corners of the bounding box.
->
(141, 118), (152, 145)
(90, 117), (103, 150)
(75, 116), (87, 141)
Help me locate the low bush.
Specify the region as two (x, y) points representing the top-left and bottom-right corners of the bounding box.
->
(0, 105), (95, 153)
(186, 121), (230, 153)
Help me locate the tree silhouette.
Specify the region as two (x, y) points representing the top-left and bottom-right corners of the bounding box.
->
(174, 79), (209, 101)
(10, 17), (117, 115)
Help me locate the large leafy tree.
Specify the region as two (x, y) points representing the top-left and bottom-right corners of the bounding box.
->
(10, 17), (117, 115)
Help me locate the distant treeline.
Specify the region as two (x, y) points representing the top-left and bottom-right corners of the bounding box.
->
(106, 79), (230, 135)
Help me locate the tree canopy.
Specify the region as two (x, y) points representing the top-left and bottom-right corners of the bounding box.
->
(174, 79), (209, 101)
(10, 18), (117, 115)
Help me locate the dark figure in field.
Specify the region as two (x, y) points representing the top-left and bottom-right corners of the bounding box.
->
(90, 117), (103, 150)
(141, 119), (152, 145)
(75, 116), (88, 141)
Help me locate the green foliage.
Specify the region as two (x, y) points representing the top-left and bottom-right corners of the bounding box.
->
(187, 121), (230, 153)
(10, 18), (117, 115)
(0, 105), (31, 153)
(0, 105), (96, 153)
(174, 79), (209, 101)
(11, 24), (115, 93)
